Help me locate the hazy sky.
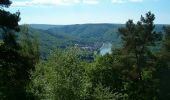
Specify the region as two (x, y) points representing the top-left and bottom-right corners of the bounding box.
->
(7, 0), (170, 25)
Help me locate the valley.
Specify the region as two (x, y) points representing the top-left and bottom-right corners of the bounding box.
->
(27, 24), (164, 58)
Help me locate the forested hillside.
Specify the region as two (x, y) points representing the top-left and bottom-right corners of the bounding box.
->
(28, 24), (164, 58)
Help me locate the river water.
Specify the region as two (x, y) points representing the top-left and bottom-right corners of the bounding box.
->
(100, 43), (112, 55)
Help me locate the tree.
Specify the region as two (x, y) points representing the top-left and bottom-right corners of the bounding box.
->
(28, 48), (90, 100)
(0, 0), (11, 7)
(119, 12), (161, 80)
(154, 26), (170, 100)
(162, 26), (170, 61)
(90, 49), (128, 100)
(0, 1), (39, 99)
(0, 1), (20, 48)
(19, 25), (40, 63)
(92, 83), (125, 100)
(118, 12), (162, 100)
(90, 51), (124, 93)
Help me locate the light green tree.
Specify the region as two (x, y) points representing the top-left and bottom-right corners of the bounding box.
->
(28, 48), (90, 100)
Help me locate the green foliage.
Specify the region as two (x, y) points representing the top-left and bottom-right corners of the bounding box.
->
(28, 23), (164, 59)
(118, 12), (161, 71)
(28, 48), (90, 100)
(92, 83), (125, 100)
(0, 9), (20, 48)
(117, 12), (161, 100)
(0, 44), (35, 99)
(29, 24), (122, 58)
(0, 10), (20, 31)
(0, 25), (39, 99)
(27, 23), (164, 59)
(19, 25), (40, 63)
(44, 24), (121, 44)
(154, 26), (170, 99)
(0, 1), (40, 99)
(90, 51), (123, 92)
(162, 26), (170, 60)
(0, 0), (11, 8)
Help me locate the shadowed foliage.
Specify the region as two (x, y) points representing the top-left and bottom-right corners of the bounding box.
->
(0, 0), (11, 7)
(0, 0), (39, 99)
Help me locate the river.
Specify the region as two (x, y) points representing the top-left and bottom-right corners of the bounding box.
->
(100, 43), (112, 55)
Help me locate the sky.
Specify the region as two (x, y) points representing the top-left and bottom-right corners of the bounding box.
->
(7, 0), (170, 25)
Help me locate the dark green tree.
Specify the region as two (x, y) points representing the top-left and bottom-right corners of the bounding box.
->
(0, 1), (38, 99)
(90, 50), (128, 100)
(155, 26), (170, 100)
(162, 26), (170, 61)
(0, 0), (20, 48)
(118, 12), (162, 100)
(119, 12), (161, 80)
(0, 0), (11, 7)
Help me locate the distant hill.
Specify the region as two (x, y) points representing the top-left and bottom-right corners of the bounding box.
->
(30, 23), (164, 45)
(28, 23), (164, 58)
(30, 23), (124, 44)
(30, 24), (62, 30)
(46, 24), (123, 44)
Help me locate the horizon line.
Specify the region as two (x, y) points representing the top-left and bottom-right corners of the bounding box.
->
(20, 23), (170, 26)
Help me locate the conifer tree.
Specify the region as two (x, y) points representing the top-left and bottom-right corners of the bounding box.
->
(119, 12), (161, 81)
(118, 12), (162, 100)
(0, 1), (37, 99)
